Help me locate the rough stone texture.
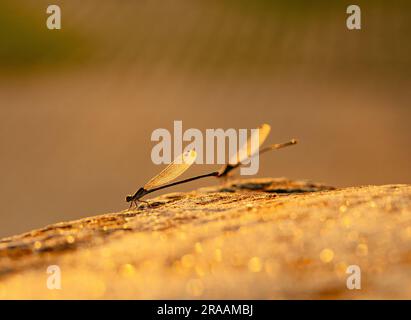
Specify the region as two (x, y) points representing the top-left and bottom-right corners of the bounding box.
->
(0, 178), (410, 299)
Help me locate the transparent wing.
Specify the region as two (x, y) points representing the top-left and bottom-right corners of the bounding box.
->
(144, 150), (197, 190)
(229, 123), (271, 164)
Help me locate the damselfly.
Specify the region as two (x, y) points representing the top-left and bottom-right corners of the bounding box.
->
(126, 124), (297, 207)
(217, 124), (297, 177)
(126, 150), (217, 208)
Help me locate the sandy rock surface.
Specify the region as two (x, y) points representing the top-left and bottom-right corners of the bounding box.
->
(0, 178), (410, 299)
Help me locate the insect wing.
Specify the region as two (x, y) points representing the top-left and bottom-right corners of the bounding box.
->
(229, 123), (271, 164)
(144, 150), (197, 190)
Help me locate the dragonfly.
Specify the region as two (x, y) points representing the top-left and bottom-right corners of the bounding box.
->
(126, 124), (297, 208)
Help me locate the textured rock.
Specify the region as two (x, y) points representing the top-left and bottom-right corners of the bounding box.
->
(0, 178), (410, 299)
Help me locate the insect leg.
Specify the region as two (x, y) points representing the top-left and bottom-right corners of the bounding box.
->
(137, 200), (151, 208)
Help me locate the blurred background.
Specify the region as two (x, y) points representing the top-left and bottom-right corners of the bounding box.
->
(0, 0), (410, 237)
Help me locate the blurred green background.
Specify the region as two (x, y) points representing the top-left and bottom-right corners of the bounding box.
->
(0, 0), (410, 237)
